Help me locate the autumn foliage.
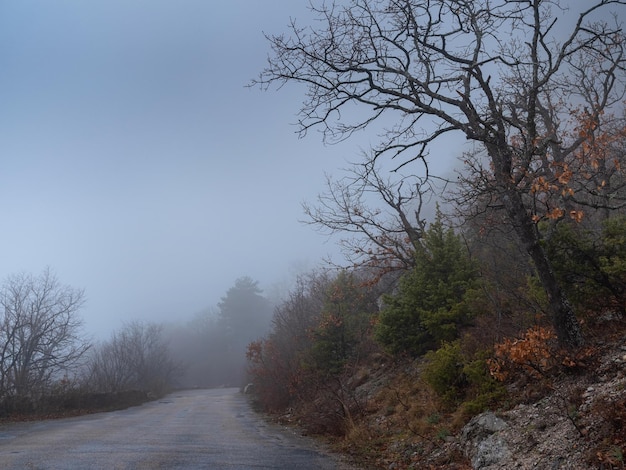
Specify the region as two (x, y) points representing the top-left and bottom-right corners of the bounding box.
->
(487, 326), (558, 382)
(488, 325), (596, 385)
(526, 110), (626, 226)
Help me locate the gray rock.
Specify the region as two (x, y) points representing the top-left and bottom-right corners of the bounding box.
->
(461, 412), (510, 469)
(472, 434), (510, 468)
(461, 411), (508, 442)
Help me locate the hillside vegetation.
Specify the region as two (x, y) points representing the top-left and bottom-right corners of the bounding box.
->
(247, 213), (626, 469)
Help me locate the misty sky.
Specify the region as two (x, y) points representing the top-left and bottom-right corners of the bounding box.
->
(0, 1), (364, 337)
(0, 1), (607, 338)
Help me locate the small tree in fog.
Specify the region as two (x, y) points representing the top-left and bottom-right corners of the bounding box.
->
(166, 278), (275, 389)
(0, 268), (89, 401)
(211, 277), (273, 386)
(217, 277), (273, 345)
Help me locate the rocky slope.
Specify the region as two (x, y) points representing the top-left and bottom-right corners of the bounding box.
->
(458, 331), (626, 469)
(276, 318), (626, 469)
(9, 319), (626, 468)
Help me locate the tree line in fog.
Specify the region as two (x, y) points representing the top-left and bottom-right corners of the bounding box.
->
(0, 269), (273, 415)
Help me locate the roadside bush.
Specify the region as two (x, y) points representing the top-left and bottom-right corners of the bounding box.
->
(246, 338), (294, 410)
(307, 271), (377, 377)
(246, 271), (333, 410)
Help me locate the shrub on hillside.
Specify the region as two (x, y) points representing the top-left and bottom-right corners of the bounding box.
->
(545, 216), (626, 315)
(375, 214), (481, 356)
(487, 325), (558, 382)
(423, 341), (505, 413)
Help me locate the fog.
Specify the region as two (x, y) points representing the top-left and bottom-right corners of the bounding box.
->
(0, 1), (365, 338)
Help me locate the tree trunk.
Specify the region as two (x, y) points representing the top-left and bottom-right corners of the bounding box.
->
(500, 186), (584, 348)
(528, 240), (584, 348)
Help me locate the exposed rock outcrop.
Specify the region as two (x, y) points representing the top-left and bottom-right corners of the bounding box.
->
(461, 412), (510, 468)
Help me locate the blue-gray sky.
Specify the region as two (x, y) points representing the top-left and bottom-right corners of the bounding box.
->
(0, 1), (360, 337)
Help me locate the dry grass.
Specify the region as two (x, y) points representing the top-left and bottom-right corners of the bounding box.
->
(332, 359), (474, 469)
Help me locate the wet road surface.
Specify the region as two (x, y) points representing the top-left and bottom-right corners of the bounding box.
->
(0, 388), (357, 469)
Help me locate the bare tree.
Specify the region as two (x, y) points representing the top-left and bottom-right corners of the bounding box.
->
(86, 334), (135, 394)
(303, 160), (433, 275)
(254, 0), (626, 347)
(86, 321), (179, 396)
(0, 268), (89, 401)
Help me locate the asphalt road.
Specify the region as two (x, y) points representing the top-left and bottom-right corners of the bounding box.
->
(0, 388), (358, 469)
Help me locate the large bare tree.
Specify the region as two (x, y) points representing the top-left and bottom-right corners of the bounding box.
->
(0, 268), (89, 400)
(254, 0), (626, 347)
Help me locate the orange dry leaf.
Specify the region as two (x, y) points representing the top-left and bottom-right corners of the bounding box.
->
(570, 210), (584, 223)
(557, 169), (572, 184)
(546, 207), (565, 219)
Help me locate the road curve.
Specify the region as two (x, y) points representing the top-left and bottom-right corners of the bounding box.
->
(0, 388), (358, 469)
